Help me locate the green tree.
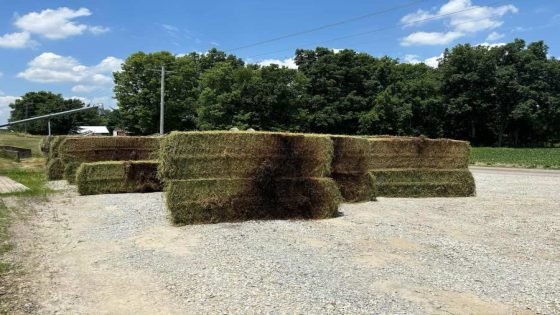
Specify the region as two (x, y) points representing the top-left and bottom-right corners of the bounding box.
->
(8, 91), (99, 135)
(295, 48), (397, 134)
(196, 63), (307, 131)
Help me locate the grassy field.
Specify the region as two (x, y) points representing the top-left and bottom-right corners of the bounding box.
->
(0, 131), (42, 157)
(470, 147), (560, 169)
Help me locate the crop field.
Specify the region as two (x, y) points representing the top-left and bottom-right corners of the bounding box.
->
(470, 147), (560, 169)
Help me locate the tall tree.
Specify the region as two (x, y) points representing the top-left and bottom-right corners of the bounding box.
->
(8, 91), (100, 135)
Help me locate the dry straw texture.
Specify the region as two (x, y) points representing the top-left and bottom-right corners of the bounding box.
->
(59, 136), (160, 183)
(40, 136), (54, 156)
(330, 135), (375, 202)
(76, 160), (162, 195)
(159, 131), (333, 179)
(160, 131), (341, 225)
(165, 178), (341, 225)
(45, 136), (71, 180)
(365, 136), (470, 169)
(371, 169), (475, 197)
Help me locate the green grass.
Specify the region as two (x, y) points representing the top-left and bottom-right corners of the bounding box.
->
(0, 132), (51, 310)
(470, 147), (560, 169)
(0, 132), (43, 157)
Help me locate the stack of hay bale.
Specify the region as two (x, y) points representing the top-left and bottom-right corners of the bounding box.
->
(330, 135), (376, 202)
(45, 136), (71, 180)
(159, 131), (342, 225)
(76, 161), (161, 195)
(366, 136), (475, 197)
(58, 136), (160, 184)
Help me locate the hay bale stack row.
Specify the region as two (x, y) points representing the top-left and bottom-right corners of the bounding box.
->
(58, 136), (160, 183)
(76, 160), (162, 195)
(160, 131), (342, 225)
(365, 136), (475, 197)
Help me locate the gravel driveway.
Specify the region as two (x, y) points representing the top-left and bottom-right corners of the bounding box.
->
(5, 168), (560, 314)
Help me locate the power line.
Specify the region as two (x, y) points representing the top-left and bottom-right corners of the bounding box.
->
(246, 0), (507, 59)
(225, 0), (429, 52)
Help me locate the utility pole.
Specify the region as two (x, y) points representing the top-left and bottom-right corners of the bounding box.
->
(151, 65), (174, 135)
(160, 65), (165, 135)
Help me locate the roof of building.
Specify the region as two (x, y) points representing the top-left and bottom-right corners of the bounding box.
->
(77, 126), (110, 134)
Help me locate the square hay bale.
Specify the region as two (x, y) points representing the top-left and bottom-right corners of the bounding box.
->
(165, 177), (341, 225)
(59, 136), (161, 183)
(370, 169), (475, 197)
(331, 173), (376, 202)
(365, 136), (470, 169)
(330, 135), (375, 202)
(159, 131), (333, 180)
(76, 160), (162, 195)
(47, 158), (64, 180)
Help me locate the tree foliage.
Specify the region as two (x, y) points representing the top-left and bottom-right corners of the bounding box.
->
(8, 91), (105, 135)
(12, 39), (558, 146)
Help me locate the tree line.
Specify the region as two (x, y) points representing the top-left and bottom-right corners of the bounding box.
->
(8, 38), (560, 146)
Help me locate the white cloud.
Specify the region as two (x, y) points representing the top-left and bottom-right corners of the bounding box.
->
(14, 7), (108, 40)
(0, 94), (20, 125)
(17, 52), (122, 93)
(258, 58), (298, 69)
(0, 32), (34, 48)
(71, 85), (99, 93)
(486, 31), (504, 41)
(401, 31), (464, 46)
(400, 0), (517, 46)
(423, 54), (444, 68)
(401, 9), (434, 26)
(89, 25), (110, 35)
(403, 54), (421, 64)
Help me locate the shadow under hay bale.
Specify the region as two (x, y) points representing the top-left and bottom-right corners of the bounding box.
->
(165, 178), (341, 225)
(160, 131), (341, 225)
(76, 160), (162, 195)
(59, 136), (161, 183)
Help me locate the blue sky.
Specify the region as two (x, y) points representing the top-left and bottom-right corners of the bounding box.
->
(1, 0), (559, 124)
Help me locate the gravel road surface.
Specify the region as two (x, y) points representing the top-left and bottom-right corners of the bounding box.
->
(5, 168), (560, 314)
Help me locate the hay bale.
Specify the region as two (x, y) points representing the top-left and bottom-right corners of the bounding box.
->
(370, 169), (475, 197)
(59, 136), (161, 183)
(47, 158), (64, 180)
(40, 136), (54, 156)
(365, 136), (470, 169)
(46, 136), (72, 180)
(330, 135), (375, 202)
(76, 160), (162, 195)
(165, 177), (341, 225)
(331, 173), (376, 202)
(159, 131), (333, 179)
